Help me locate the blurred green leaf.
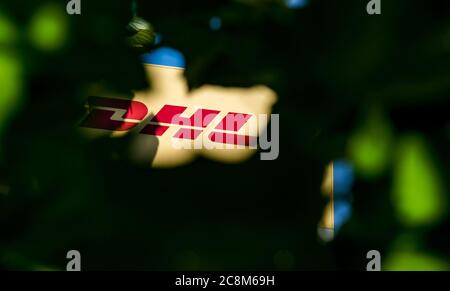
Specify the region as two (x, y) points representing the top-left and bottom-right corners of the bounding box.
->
(348, 107), (393, 178)
(384, 251), (450, 271)
(28, 3), (69, 51)
(0, 13), (18, 45)
(392, 135), (446, 226)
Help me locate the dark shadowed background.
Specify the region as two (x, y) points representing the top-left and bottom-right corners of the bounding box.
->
(0, 0), (449, 270)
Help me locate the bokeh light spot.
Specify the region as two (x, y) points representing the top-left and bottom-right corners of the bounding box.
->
(28, 3), (68, 51)
(0, 52), (22, 103)
(392, 135), (446, 226)
(0, 13), (18, 45)
(348, 109), (393, 178)
(0, 51), (22, 159)
(209, 16), (222, 31)
(384, 251), (450, 271)
(284, 0), (309, 9)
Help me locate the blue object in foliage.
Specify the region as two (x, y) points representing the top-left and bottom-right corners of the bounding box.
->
(334, 199), (353, 233)
(141, 47), (186, 69)
(209, 17), (222, 31)
(154, 33), (162, 45)
(333, 160), (354, 198)
(285, 0), (309, 9)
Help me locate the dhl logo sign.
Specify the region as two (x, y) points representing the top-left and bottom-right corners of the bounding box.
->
(80, 96), (258, 147)
(80, 46), (279, 167)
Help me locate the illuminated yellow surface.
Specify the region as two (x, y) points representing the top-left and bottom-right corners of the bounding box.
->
(135, 65), (277, 167)
(319, 201), (334, 230)
(319, 162), (334, 241)
(321, 162), (333, 197)
(83, 64), (277, 168)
